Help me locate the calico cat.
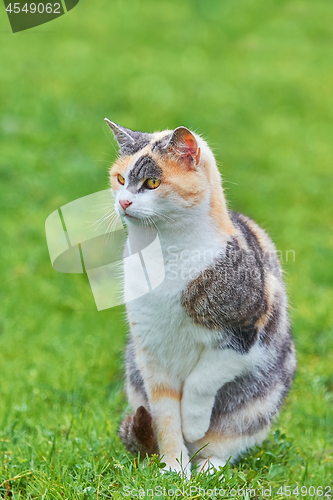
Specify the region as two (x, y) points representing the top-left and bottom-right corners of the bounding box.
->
(105, 119), (296, 477)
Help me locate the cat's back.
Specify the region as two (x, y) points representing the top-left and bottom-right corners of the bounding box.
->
(229, 210), (283, 280)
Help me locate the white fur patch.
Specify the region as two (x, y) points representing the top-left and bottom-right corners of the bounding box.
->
(181, 344), (267, 443)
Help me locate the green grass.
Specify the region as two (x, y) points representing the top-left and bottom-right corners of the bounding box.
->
(0, 0), (332, 497)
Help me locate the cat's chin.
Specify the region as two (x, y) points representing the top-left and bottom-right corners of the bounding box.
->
(121, 214), (143, 226)
(124, 213), (139, 220)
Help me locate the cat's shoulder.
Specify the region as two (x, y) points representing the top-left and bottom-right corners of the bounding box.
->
(181, 209), (287, 350)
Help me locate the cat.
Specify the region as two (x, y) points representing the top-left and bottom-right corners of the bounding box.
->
(105, 119), (296, 477)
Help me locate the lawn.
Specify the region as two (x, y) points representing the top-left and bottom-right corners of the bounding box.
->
(0, 0), (332, 497)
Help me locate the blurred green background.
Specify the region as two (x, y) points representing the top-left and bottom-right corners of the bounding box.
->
(0, 0), (332, 496)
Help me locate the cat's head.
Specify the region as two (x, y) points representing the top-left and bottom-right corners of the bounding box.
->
(107, 120), (234, 235)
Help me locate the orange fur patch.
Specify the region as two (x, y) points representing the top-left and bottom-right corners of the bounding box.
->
(157, 415), (184, 457)
(234, 228), (249, 251)
(202, 160), (235, 237)
(148, 151), (207, 207)
(196, 424), (270, 446)
(195, 430), (231, 446)
(255, 273), (278, 330)
(210, 183), (235, 237)
(156, 415), (172, 444)
(110, 156), (132, 190)
(150, 384), (181, 403)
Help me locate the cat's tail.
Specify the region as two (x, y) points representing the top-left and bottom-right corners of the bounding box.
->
(119, 406), (158, 456)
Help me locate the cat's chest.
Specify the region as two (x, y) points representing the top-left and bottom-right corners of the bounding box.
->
(124, 233), (225, 377)
(127, 287), (206, 378)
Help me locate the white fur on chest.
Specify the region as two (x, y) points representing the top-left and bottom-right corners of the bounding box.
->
(124, 217), (227, 381)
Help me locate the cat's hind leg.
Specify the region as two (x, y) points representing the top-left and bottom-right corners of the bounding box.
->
(187, 376), (286, 474)
(189, 426), (270, 474)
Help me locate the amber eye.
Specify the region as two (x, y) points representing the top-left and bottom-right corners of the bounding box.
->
(146, 178), (161, 190)
(117, 174), (125, 185)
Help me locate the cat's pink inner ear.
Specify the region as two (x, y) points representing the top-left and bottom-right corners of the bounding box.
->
(168, 127), (200, 167)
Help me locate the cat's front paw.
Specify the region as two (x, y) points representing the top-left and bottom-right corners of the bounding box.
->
(182, 420), (208, 443)
(181, 405), (212, 443)
(161, 456), (191, 479)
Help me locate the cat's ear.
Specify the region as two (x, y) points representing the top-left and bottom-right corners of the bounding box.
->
(166, 126), (200, 167)
(104, 119), (151, 155)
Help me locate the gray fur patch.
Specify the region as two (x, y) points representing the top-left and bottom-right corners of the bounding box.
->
(181, 236), (266, 353)
(181, 211), (290, 354)
(125, 336), (148, 401)
(118, 127), (152, 156)
(259, 302), (282, 346)
(151, 133), (172, 153)
(128, 154), (162, 186)
(209, 335), (295, 436)
(212, 337), (295, 415)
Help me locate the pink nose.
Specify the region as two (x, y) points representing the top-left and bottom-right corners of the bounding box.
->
(119, 199), (132, 211)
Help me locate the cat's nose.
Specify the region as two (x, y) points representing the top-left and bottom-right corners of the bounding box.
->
(119, 199), (132, 211)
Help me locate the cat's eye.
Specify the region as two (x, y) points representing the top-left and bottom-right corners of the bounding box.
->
(117, 174), (125, 185)
(146, 178), (161, 190)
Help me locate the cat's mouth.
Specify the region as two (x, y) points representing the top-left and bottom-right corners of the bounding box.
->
(125, 214), (139, 220)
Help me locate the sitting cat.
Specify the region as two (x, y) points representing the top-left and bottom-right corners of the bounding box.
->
(105, 119), (296, 477)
